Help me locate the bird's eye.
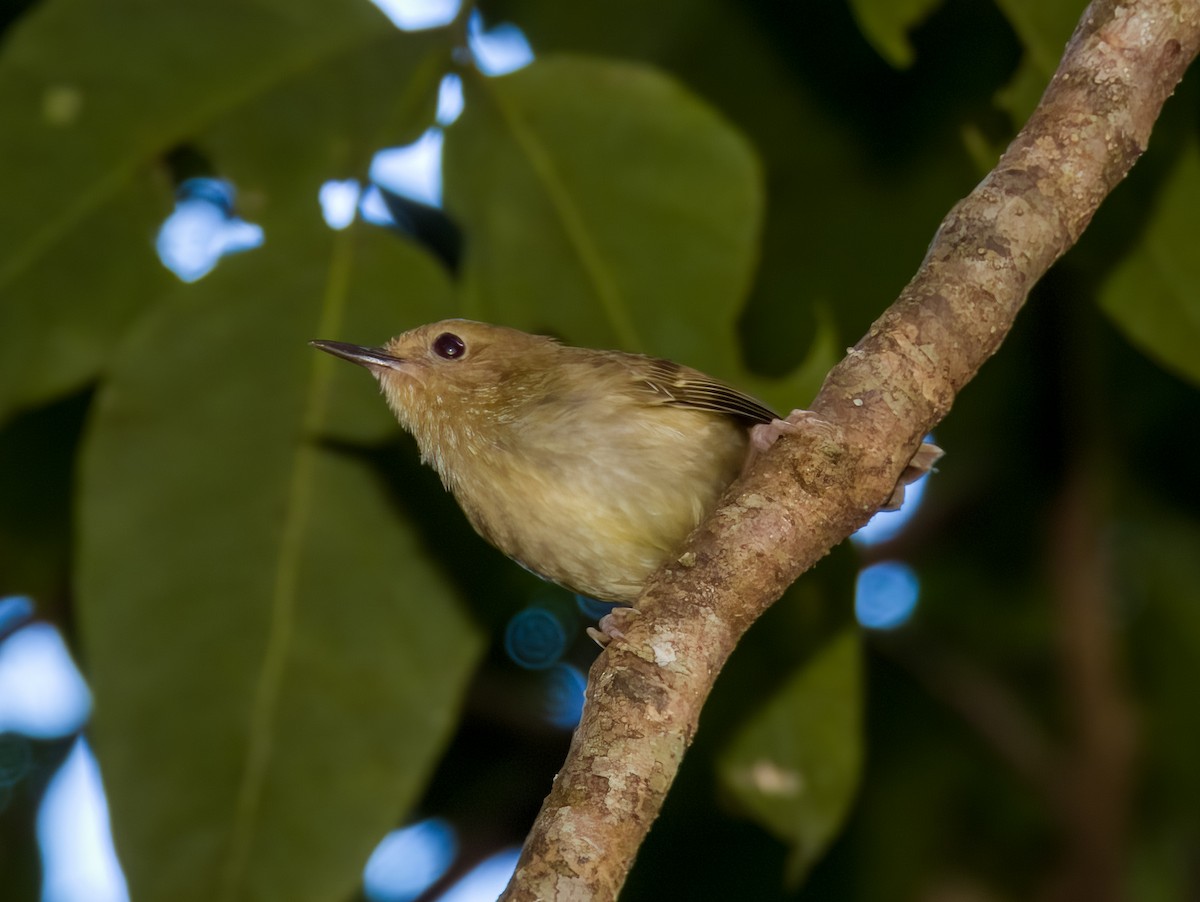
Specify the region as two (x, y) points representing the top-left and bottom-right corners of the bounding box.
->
(432, 332), (466, 359)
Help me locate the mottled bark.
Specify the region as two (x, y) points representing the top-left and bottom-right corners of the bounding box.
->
(501, 2), (1200, 899)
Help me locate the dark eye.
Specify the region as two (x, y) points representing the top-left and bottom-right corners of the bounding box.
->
(432, 332), (466, 359)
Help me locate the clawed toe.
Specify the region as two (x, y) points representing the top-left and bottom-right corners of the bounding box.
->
(745, 409), (832, 474)
(880, 441), (944, 511)
(587, 606), (642, 647)
(745, 409), (944, 515)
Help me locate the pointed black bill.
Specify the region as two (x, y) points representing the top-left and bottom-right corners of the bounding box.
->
(309, 340), (404, 370)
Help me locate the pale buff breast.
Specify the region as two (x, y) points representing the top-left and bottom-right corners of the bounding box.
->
(439, 400), (749, 603)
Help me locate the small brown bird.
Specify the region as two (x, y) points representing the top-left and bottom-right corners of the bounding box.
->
(311, 320), (939, 605)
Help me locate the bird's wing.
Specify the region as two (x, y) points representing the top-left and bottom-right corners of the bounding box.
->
(634, 358), (778, 425)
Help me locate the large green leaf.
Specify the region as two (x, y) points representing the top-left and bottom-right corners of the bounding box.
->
(718, 626), (862, 884)
(1097, 133), (1200, 388)
(442, 54), (835, 403)
(0, 0), (427, 424)
(443, 54), (840, 407)
(77, 223), (481, 902)
(445, 54), (762, 361)
(459, 7), (988, 399)
(191, 19), (451, 443)
(65, 8), (477, 895)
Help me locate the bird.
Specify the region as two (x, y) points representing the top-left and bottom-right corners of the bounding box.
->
(311, 319), (940, 608)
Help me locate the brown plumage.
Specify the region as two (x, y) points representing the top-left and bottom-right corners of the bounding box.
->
(311, 319), (778, 603)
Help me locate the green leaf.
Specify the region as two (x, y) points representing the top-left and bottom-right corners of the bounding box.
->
(457, 11), (988, 402)
(77, 223), (481, 902)
(67, 12), (469, 896)
(443, 55), (765, 378)
(994, 58), (1052, 124)
(846, 0), (946, 68)
(443, 53), (840, 409)
(718, 627), (862, 884)
(0, 0), (431, 424)
(1098, 134), (1200, 388)
(992, 0), (1082, 120)
(188, 17), (452, 442)
(993, 0), (1081, 78)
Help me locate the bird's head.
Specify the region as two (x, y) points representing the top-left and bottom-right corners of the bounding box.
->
(311, 319), (561, 450)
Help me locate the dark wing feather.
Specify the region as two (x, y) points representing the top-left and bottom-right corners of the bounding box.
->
(635, 358), (778, 425)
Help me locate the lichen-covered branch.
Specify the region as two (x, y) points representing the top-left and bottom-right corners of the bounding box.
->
(501, 2), (1200, 899)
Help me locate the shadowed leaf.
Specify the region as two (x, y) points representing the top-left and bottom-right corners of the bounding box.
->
(1098, 134), (1200, 388)
(719, 627), (862, 885)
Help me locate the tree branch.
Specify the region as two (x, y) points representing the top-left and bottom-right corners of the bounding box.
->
(501, 2), (1200, 898)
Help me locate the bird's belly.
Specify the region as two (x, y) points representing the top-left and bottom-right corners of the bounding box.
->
(457, 460), (728, 604)
(436, 403), (751, 603)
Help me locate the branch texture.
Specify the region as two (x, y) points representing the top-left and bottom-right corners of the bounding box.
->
(502, 2), (1200, 899)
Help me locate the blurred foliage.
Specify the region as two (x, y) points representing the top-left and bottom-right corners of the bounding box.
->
(847, 0), (945, 68)
(0, 0), (1198, 900)
(719, 625), (862, 885)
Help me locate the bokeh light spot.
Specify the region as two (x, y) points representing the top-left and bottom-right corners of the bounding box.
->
(852, 435), (937, 547)
(371, 129), (444, 208)
(435, 847), (521, 902)
(436, 73), (464, 126)
(0, 623), (91, 738)
(367, 0), (461, 31)
(504, 607), (567, 670)
(0, 595), (34, 641)
(855, 561), (920, 630)
(364, 818), (457, 902)
(467, 12), (534, 75)
(155, 178), (263, 282)
(319, 179), (361, 230)
(359, 186), (395, 226)
(37, 740), (129, 902)
(542, 663), (587, 730)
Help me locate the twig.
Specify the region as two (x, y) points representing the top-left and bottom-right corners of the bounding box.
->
(501, 2), (1200, 898)
(873, 634), (1066, 807)
(1046, 466), (1137, 902)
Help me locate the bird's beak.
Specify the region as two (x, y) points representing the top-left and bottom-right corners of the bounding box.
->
(309, 340), (405, 371)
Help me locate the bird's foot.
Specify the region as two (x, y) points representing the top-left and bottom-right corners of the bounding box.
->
(586, 606), (641, 647)
(880, 440), (944, 511)
(744, 409), (843, 475)
(746, 409), (943, 512)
